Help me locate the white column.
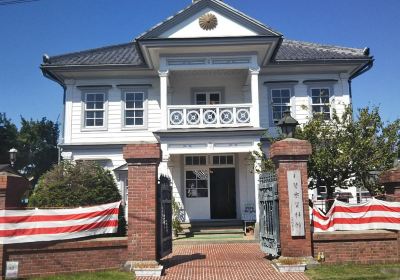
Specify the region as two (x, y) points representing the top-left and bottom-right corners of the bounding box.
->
(250, 67), (261, 127)
(159, 143), (170, 176)
(158, 70), (169, 130)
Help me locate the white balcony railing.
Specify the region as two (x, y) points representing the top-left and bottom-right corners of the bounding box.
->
(167, 104), (252, 129)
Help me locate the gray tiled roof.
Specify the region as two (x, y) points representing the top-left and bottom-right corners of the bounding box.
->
(46, 42), (145, 66)
(275, 40), (368, 61)
(43, 39), (369, 67)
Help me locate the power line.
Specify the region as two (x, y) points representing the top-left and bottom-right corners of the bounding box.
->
(0, 0), (40, 6)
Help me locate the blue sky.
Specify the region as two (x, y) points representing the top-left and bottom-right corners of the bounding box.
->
(0, 0), (399, 125)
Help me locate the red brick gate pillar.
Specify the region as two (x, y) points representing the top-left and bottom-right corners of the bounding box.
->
(0, 169), (30, 279)
(269, 138), (313, 257)
(380, 167), (400, 202)
(123, 143), (161, 262)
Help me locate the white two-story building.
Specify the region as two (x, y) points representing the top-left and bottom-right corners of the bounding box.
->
(41, 0), (373, 222)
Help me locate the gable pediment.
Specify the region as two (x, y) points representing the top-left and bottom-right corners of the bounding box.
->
(138, 0), (281, 40)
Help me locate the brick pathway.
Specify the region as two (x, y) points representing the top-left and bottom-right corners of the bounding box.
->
(137, 243), (308, 280)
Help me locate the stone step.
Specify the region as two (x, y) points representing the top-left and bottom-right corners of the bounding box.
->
(185, 227), (244, 235)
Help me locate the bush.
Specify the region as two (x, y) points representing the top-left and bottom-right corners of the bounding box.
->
(29, 161), (126, 236)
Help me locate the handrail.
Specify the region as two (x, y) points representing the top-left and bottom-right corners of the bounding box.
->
(167, 103), (252, 109)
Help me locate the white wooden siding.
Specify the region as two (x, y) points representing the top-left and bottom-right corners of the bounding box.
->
(63, 73), (351, 146)
(260, 73), (351, 129)
(67, 78), (160, 144)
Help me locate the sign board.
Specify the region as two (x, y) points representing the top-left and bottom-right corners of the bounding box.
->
(5, 261), (19, 279)
(287, 170), (305, 236)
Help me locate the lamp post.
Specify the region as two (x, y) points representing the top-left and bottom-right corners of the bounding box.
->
(9, 148), (18, 167)
(277, 110), (299, 138)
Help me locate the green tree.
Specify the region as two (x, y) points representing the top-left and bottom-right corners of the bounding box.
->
(296, 106), (400, 203)
(29, 161), (126, 236)
(0, 113), (18, 164)
(296, 108), (354, 204)
(343, 107), (400, 195)
(15, 117), (59, 185)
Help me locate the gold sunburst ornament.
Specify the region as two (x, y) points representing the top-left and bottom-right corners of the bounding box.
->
(199, 13), (218, 30)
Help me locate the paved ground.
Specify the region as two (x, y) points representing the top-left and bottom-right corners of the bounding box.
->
(137, 243), (308, 280)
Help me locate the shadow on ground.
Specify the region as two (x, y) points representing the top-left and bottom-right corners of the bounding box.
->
(161, 253), (206, 269)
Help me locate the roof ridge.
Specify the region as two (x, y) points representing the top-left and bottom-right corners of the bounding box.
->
(283, 39), (364, 54)
(135, 1), (196, 40)
(49, 41), (135, 60)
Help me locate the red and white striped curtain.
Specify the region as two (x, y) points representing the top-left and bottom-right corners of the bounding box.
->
(0, 201), (121, 244)
(312, 198), (400, 232)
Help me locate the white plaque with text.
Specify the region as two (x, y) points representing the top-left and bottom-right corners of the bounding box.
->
(5, 261), (18, 279)
(287, 170), (305, 236)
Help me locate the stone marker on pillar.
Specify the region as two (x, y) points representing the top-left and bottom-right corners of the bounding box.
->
(123, 143), (161, 268)
(269, 138), (313, 258)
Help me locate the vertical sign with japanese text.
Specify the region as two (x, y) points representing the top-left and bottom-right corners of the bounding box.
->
(287, 170), (305, 236)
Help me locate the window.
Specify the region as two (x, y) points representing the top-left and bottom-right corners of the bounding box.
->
(212, 155), (234, 165)
(185, 155), (207, 166)
(195, 92), (221, 105)
(311, 88), (330, 120)
(271, 89), (291, 124)
(84, 93), (105, 127)
(124, 91), (145, 126)
(186, 170), (208, 198)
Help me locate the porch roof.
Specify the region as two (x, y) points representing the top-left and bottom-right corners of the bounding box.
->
(154, 127), (265, 138)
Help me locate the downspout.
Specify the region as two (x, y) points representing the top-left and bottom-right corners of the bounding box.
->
(348, 59), (374, 100)
(41, 66), (66, 164)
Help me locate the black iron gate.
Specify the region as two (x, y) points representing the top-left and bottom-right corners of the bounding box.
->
(157, 175), (172, 259)
(259, 172), (281, 257)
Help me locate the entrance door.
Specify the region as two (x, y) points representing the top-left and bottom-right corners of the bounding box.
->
(210, 168), (236, 219)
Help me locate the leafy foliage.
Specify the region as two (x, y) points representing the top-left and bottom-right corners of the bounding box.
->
(16, 118), (59, 185)
(29, 161), (126, 236)
(249, 131), (282, 173)
(0, 114), (59, 185)
(172, 198), (183, 236)
(296, 108), (354, 201)
(296, 106), (400, 200)
(0, 113), (18, 164)
(252, 106), (400, 207)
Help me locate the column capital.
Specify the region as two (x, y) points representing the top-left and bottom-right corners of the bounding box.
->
(162, 152), (170, 162)
(158, 69), (169, 77)
(249, 67), (261, 75)
(64, 79), (76, 86)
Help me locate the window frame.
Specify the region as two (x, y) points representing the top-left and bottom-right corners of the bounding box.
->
(307, 84), (334, 120)
(184, 169), (209, 198)
(79, 86), (110, 131)
(191, 87), (225, 105)
(266, 84), (295, 127)
(120, 87), (148, 130)
(270, 88), (292, 125)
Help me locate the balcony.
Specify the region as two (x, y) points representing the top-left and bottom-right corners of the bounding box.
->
(167, 104), (252, 129)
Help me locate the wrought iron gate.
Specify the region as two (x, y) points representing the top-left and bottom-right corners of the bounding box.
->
(157, 175), (172, 259)
(259, 172), (281, 257)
